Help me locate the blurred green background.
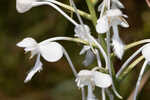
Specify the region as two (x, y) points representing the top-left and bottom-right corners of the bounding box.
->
(0, 0), (150, 100)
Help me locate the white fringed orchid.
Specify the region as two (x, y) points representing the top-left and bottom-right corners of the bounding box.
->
(96, 9), (129, 59)
(17, 37), (63, 82)
(76, 69), (112, 100)
(96, 9), (128, 34)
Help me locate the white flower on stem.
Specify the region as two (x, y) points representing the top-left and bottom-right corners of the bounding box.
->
(17, 37), (63, 82)
(76, 69), (112, 89)
(76, 69), (112, 100)
(96, 9), (128, 59)
(96, 9), (129, 34)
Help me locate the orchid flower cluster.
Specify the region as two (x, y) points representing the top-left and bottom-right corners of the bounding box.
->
(16, 0), (150, 100)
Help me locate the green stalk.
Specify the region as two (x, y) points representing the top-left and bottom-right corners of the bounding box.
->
(85, 0), (97, 26)
(125, 39), (150, 50)
(49, 0), (91, 20)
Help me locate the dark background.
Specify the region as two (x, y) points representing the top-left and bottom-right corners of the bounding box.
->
(0, 0), (150, 99)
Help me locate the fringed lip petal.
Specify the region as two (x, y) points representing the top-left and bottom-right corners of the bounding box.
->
(24, 54), (43, 83)
(39, 42), (63, 62)
(112, 37), (125, 59)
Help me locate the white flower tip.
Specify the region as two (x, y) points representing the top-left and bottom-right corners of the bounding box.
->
(112, 38), (125, 59)
(16, 0), (34, 13)
(39, 42), (63, 62)
(120, 20), (129, 28)
(142, 43), (150, 61)
(96, 17), (109, 34)
(16, 37), (37, 47)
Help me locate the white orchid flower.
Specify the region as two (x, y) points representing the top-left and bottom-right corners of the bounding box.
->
(17, 37), (63, 82)
(76, 69), (112, 89)
(96, 9), (129, 34)
(17, 37), (78, 82)
(96, 9), (129, 59)
(76, 69), (112, 100)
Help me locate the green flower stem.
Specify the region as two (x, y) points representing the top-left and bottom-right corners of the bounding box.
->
(50, 0), (91, 20)
(125, 39), (150, 50)
(118, 56), (145, 81)
(85, 0), (97, 26)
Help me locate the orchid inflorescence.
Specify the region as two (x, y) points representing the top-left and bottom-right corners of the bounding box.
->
(16, 0), (150, 100)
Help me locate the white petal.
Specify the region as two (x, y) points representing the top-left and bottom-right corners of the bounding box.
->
(74, 24), (91, 41)
(120, 18), (129, 28)
(112, 0), (125, 8)
(16, 0), (35, 13)
(16, 37), (37, 48)
(39, 42), (63, 62)
(76, 70), (94, 88)
(112, 38), (125, 59)
(112, 26), (125, 59)
(82, 50), (95, 66)
(96, 16), (109, 34)
(78, 70), (93, 76)
(17, 37), (38, 56)
(142, 43), (150, 61)
(80, 46), (91, 55)
(93, 71), (112, 88)
(106, 9), (122, 17)
(98, 2), (104, 12)
(24, 54), (43, 83)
